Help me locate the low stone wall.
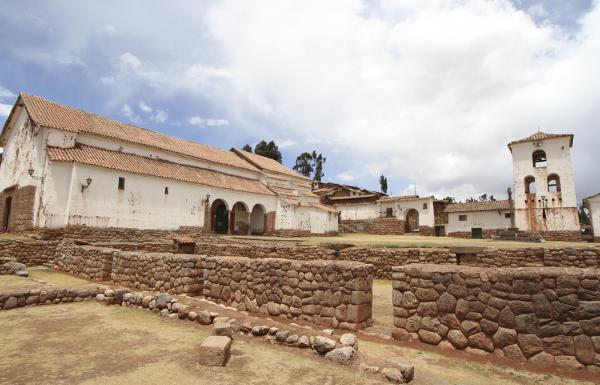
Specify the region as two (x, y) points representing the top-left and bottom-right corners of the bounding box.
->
(202, 256), (374, 330)
(419, 226), (434, 236)
(458, 247), (600, 268)
(92, 242), (174, 253)
(392, 264), (600, 370)
(0, 239), (58, 266)
(541, 231), (583, 242)
(340, 218), (405, 235)
(447, 229), (505, 239)
(1, 285), (102, 310)
(51, 242), (117, 281)
(29, 225), (204, 243)
(111, 251), (204, 295)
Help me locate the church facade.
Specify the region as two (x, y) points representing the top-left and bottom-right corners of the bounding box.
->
(0, 93), (338, 235)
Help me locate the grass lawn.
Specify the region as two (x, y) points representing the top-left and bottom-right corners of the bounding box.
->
(231, 233), (593, 249)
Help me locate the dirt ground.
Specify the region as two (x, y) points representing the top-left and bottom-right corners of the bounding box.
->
(233, 233), (593, 249)
(0, 301), (596, 385)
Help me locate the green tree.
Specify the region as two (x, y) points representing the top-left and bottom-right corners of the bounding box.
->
(254, 140), (282, 163)
(292, 152), (314, 177)
(312, 151), (326, 182)
(242, 144), (253, 152)
(443, 196), (456, 203)
(379, 174), (388, 194)
(579, 206), (591, 225)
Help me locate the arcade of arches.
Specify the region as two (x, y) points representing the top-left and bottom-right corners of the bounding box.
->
(209, 199), (266, 235)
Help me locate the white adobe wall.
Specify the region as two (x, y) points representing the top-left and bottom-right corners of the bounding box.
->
(587, 196), (600, 236)
(335, 202), (379, 220)
(377, 197), (435, 227)
(446, 210), (512, 233)
(511, 136), (579, 231)
(38, 161), (277, 230)
(274, 200), (337, 234)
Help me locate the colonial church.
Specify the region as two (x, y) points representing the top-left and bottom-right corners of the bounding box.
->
(0, 93), (338, 235)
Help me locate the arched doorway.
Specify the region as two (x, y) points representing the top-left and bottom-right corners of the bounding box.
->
(210, 199), (229, 234)
(231, 202), (250, 235)
(405, 209), (419, 233)
(2, 197), (12, 231)
(250, 204), (266, 235)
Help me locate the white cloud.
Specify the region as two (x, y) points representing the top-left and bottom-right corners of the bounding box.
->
(152, 109), (168, 123)
(120, 52), (142, 70)
(526, 3), (548, 19)
(99, 76), (115, 85)
(138, 101), (152, 113)
(0, 103), (12, 117)
(337, 171), (356, 182)
(277, 139), (296, 148)
(0, 85), (16, 99)
(120, 104), (141, 123)
(103, 24), (118, 35)
(187, 116), (228, 127)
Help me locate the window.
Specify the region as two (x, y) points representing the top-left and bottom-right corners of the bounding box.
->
(532, 150), (547, 168)
(423, 203), (428, 209)
(547, 174), (561, 193)
(164, 187), (169, 195)
(459, 214), (467, 221)
(524, 176), (536, 194)
(386, 208), (393, 218)
(504, 213), (512, 219)
(118, 177), (125, 190)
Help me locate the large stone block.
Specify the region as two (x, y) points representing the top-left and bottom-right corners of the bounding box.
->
(198, 336), (232, 367)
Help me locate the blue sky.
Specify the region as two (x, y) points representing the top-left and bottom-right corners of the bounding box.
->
(1, 0), (598, 200)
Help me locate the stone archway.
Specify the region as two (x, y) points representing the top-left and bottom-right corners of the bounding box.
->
(250, 204), (266, 235)
(210, 199), (229, 234)
(231, 202), (250, 235)
(405, 209), (419, 233)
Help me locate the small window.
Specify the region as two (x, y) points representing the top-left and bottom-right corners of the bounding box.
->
(164, 187), (169, 195)
(532, 150), (547, 168)
(386, 208), (393, 218)
(118, 177), (125, 190)
(459, 214), (467, 221)
(504, 213), (512, 219)
(423, 203), (428, 209)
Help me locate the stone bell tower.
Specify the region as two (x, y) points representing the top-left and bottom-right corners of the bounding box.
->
(508, 131), (579, 237)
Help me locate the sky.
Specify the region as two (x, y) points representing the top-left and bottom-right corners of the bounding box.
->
(0, 0), (598, 201)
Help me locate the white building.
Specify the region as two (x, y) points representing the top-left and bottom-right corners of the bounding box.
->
(508, 131), (579, 235)
(444, 200), (512, 238)
(0, 93), (338, 235)
(583, 193), (600, 241)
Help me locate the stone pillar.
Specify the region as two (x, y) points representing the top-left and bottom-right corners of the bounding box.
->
(203, 198), (211, 234)
(227, 210), (232, 235)
(247, 212), (251, 235)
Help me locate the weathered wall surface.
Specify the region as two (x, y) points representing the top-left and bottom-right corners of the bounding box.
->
(203, 256), (373, 330)
(457, 247), (600, 268)
(340, 218), (406, 235)
(447, 229), (506, 239)
(0, 239), (58, 266)
(392, 264), (600, 370)
(446, 210), (511, 234)
(111, 251), (203, 294)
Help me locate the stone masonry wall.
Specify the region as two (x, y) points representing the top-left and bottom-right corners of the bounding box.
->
(340, 218), (406, 235)
(202, 256), (374, 331)
(51, 241), (117, 281)
(0, 185), (36, 232)
(447, 229), (505, 239)
(392, 264), (600, 370)
(458, 247), (600, 268)
(111, 251), (204, 295)
(0, 239), (58, 266)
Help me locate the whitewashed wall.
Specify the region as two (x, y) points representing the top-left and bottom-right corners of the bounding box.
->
(38, 162), (277, 230)
(446, 210), (511, 233)
(586, 196), (600, 236)
(335, 203), (378, 220)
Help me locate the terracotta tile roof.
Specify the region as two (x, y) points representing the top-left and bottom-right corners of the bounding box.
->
(583, 193), (600, 201)
(329, 194), (379, 201)
(508, 131), (573, 147)
(46, 144), (275, 196)
(376, 195), (426, 203)
(20, 93), (259, 172)
(444, 200), (511, 213)
(231, 148), (310, 180)
(281, 198), (338, 213)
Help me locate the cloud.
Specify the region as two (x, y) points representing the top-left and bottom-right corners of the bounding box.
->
(120, 104), (141, 123)
(187, 116), (228, 127)
(151, 109), (168, 123)
(138, 101), (152, 113)
(0, 85), (16, 99)
(120, 52), (142, 70)
(0, 103), (12, 117)
(277, 139), (296, 149)
(337, 171), (356, 182)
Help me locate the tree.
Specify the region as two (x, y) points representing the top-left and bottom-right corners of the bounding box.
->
(292, 151), (327, 181)
(443, 196), (456, 203)
(242, 144), (253, 152)
(292, 152), (314, 177)
(254, 140), (282, 163)
(579, 206), (591, 225)
(379, 174), (388, 194)
(312, 151), (326, 182)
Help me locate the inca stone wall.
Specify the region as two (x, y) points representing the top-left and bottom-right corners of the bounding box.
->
(392, 264), (600, 370)
(202, 256), (374, 331)
(340, 218), (406, 235)
(111, 251), (203, 295)
(458, 247), (600, 268)
(51, 241), (116, 281)
(0, 239), (58, 266)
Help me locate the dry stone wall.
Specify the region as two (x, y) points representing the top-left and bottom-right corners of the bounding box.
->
(51, 242), (116, 281)
(203, 256), (374, 331)
(458, 247), (600, 268)
(392, 264), (600, 370)
(340, 218), (406, 235)
(111, 251), (203, 295)
(0, 239), (57, 266)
